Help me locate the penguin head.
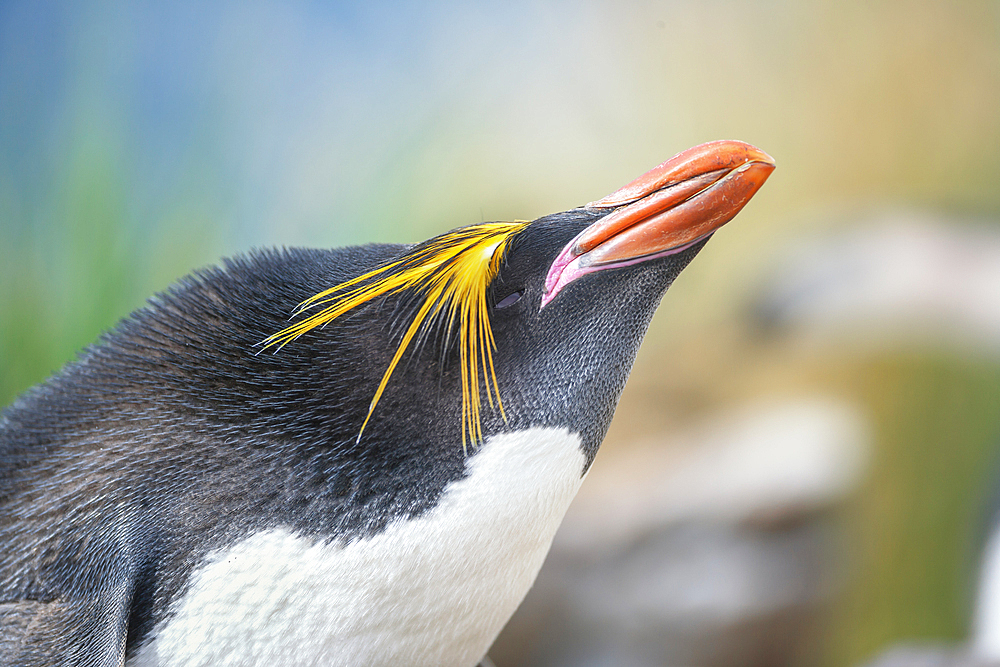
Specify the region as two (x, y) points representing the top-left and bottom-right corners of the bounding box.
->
(263, 141), (774, 463)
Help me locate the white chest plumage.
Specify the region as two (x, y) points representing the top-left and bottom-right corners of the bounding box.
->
(128, 426), (586, 667)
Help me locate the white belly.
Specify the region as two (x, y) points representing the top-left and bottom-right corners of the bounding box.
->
(129, 426), (586, 667)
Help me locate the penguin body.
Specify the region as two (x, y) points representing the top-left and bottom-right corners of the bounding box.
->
(0, 142), (774, 665)
(130, 427), (584, 666)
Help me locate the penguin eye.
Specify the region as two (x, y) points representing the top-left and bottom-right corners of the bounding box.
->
(496, 291), (522, 309)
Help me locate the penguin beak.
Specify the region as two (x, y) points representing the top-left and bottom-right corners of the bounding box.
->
(541, 140), (775, 308)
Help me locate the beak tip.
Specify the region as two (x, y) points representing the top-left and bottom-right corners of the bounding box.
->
(753, 149), (777, 169)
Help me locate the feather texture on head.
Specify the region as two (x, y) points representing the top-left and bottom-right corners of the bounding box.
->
(261, 221), (529, 449)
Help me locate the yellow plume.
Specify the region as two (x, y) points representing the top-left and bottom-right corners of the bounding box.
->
(261, 221), (529, 450)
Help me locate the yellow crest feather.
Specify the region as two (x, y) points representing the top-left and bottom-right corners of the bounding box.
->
(261, 221), (529, 449)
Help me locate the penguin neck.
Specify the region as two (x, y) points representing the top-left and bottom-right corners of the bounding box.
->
(485, 257), (683, 467)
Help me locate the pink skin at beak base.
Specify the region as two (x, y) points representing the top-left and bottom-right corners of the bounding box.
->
(539, 235), (709, 309)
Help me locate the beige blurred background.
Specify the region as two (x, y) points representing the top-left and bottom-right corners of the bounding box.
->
(2, 1), (1000, 665)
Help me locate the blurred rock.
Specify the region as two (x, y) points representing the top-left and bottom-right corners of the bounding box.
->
(860, 643), (999, 667)
(862, 496), (1000, 667)
(557, 399), (868, 555)
(490, 398), (869, 667)
(753, 213), (1000, 354)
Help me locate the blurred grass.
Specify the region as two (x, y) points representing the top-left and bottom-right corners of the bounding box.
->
(1, 138), (137, 403)
(822, 354), (1000, 665)
(0, 132), (221, 406)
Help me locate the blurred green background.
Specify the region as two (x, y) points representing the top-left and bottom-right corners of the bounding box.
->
(2, 1), (1000, 664)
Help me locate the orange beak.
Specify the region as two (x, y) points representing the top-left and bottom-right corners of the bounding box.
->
(541, 140), (775, 308)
